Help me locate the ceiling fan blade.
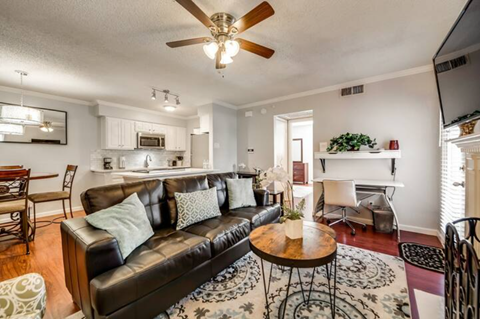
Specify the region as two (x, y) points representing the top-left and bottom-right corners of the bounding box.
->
(229, 2), (274, 34)
(216, 50), (226, 69)
(166, 37), (211, 48)
(175, 0), (216, 30)
(238, 39), (275, 59)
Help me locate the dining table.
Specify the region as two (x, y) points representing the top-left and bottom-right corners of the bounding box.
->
(30, 172), (59, 180)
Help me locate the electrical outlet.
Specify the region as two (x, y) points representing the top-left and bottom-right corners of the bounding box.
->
(248, 148), (254, 154)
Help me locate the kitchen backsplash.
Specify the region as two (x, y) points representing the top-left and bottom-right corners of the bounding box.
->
(91, 149), (188, 170)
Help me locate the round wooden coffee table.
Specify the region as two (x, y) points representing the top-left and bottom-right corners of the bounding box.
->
(250, 223), (338, 319)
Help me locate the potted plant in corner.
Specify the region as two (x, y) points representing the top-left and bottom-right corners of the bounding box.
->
(281, 198), (305, 239)
(327, 133), (377, 152)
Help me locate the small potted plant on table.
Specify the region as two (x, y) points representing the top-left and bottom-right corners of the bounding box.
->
(327, 133), (377, 152)
(281, 199), (306, 239)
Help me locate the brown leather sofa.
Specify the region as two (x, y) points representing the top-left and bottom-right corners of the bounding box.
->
(61, 172), (281, 319)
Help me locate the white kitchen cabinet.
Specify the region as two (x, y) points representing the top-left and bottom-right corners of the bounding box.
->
(102, 117), (135, 150)
(134, 121), (166, 135)
(199, 114), (210, 133)
(166, 126), (187, 151)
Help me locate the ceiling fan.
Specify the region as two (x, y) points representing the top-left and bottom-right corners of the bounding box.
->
(166, 0), (275, 69)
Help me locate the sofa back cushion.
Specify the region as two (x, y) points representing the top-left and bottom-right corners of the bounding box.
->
(163, 175), (209, 224)
(80, 179), (170, 229)
(207, 172), (237, 212)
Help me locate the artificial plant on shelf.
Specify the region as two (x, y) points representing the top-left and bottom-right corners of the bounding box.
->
(326, 133), (377, 152)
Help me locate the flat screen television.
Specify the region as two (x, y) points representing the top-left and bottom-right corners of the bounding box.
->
(434, 0), (480, 128)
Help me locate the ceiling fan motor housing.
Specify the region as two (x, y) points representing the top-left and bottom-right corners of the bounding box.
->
(210, 12), (236, 36)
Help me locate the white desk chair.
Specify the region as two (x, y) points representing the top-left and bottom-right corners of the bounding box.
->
(323, 179), (367, 235)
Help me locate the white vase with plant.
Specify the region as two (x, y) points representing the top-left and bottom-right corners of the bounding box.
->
(281, 199), (305, 239)
(259, 166), (304, 238)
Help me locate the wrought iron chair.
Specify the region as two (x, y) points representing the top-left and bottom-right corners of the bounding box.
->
(28, 165), (78, 238)
(0, 169), (31, 254)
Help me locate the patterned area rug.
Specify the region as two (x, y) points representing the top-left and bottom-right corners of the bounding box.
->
(68, 244), (411, 319)
(398, 242), (445, 273)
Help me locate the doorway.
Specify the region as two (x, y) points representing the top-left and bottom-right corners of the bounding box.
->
(274, 110), (314, 219)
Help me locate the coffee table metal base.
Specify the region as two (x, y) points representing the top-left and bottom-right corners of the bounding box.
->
(259, 256), (337, 319)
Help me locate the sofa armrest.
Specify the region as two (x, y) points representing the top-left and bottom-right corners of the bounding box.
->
(254, 189), (270, 206)
(61, 218), (124, 319)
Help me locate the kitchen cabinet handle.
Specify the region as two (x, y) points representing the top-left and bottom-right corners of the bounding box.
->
(453, 181), (465, 188)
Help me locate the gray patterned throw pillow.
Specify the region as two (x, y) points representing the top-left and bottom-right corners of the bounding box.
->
(175, 187), (221, 230)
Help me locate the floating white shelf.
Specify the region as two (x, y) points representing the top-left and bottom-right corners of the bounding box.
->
(314, 150), (401, 175)
(314, 150), (401, 160)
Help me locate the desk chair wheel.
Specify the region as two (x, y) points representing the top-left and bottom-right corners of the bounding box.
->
(362, 225), (367, 231)
(326, 219), (331, 225)
(351, 230), (356, 235)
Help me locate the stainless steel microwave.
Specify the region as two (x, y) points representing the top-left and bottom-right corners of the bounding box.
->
(137, 133), (165, 149)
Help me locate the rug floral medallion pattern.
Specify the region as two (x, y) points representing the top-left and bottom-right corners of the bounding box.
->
(154, 244), (411, 319)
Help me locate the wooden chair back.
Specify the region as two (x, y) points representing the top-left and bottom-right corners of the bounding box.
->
(0, 165), (23, 170)
(0, 169), (31, 204)
(62, 165), (78, 195)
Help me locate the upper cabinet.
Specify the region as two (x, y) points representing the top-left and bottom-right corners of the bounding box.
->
(101, 117), (135, 150)
(199, 114), (210, 133)
(102, 117), (186, 151)
(166, 126), (186, 151)
(134, 122), (166, 135)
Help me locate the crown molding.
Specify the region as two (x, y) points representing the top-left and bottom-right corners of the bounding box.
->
(0, 85), (93, 106)
(212, 100), (238, 110)
(237, 64), (434, 109)
(94, 100), (193, 120)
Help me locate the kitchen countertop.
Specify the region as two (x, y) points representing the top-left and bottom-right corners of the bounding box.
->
(112, 168), (218, 180)
(91, 166), (191, 173)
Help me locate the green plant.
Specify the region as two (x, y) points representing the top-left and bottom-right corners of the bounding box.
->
(280, 198), (305, 223)
(326, 133), (377, 152)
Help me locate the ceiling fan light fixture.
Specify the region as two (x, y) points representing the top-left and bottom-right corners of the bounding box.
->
(220, 50), (233, 64)
(163, 105), (176, 112)
(225, 40), (240, 57)
(203, 42), (219, 60)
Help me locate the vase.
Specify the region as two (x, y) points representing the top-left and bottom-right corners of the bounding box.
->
(285, 219), (303, 239)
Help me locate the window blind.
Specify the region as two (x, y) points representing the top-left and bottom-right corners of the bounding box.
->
(440, 126), (465, 237)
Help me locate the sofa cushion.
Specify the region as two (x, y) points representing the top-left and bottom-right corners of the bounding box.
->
(175, 187), (221, 230)
(227, 203), (282, 229)
(85, 193), (154, 259)
(226, 178), (257, 210)
(90, 228), (211, 316)
(207, 172), (237, 212)
(184, 215), (250, 256)
(164, 175), (209, 224)
(81, 179), (170, 230)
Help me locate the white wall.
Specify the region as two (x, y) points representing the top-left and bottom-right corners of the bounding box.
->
(237, 71), (441, 232)
(212, 104), (237, 171)
(0, 89), (99, 215)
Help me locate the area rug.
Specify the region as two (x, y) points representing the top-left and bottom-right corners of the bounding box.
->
(67, 244), (410, 319)
(414, 289), (444, 319)
(398, 242), (445, 273)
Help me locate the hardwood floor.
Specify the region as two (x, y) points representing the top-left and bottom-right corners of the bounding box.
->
(0, 211), (442, 319)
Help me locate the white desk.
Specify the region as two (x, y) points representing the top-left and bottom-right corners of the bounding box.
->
(313, 178), (404, 241)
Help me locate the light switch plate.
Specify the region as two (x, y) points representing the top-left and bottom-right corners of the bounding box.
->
(245, 111), (253, 117)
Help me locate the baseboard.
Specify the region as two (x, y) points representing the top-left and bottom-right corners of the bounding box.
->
(314, 212), (439, 236)
(0, 206), (83, 223)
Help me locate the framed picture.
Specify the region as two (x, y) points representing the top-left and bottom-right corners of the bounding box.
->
(292, 138), (303, 163)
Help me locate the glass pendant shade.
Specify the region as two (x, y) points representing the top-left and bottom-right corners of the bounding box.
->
(203, 42), (219, 60)
(163, 105), (176, 112)
(0, 123), (24, 135)
(220, 51), (233, 64)
(225, 40), (240, 57)
(0, 104), (43, 125)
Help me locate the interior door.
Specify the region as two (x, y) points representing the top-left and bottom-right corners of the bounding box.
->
(191, 133), (209, 168)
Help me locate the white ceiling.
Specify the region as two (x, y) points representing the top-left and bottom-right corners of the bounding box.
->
(0, 0), (467, 117)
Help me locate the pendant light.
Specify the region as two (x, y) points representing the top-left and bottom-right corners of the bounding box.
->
(224, 40), (240, 57)
(0, 71), (44, 126)
(0, 123), (24, 135)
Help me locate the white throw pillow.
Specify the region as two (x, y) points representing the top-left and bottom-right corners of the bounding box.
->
(226, 178), (257, 210)
(85, 193), (154, 259)
(175, 187), (221, 230)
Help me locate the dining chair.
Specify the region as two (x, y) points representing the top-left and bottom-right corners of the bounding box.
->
(0, 165), (23, 169)
(0, 168), (31, 254)
(322, 179), (367, 235)
(28, 165), (78, 237)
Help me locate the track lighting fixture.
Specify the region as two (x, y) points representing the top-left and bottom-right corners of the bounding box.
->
(150, 88), (181, 112)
